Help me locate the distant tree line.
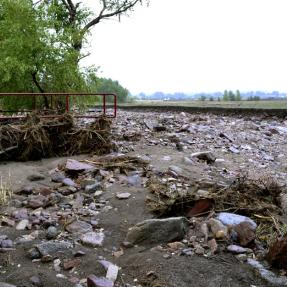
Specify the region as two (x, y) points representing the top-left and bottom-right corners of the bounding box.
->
(222, 90), (242, 101)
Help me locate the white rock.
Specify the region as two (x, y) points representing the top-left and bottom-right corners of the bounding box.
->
(106, 264), (119, 282)
(16, 219), (29, 230)
(217, 212), (257, 230)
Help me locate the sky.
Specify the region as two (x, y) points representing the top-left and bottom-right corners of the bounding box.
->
(82, 0), (287, 95)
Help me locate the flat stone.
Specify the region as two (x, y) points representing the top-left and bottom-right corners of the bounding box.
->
(116, 192), (131, 200)
(66, 159), (94, 172)
(87, 275), (113, 287)
(66, 220), (93, 234)
(27, 195), (47, 209)
(62, 178), (77, 187)
(125, 217), (189, 245)
(81, 232), (104, 247)
(35, 241), (72, 256)
(27, 173), (45, 181)
(16, 219), (29, 230)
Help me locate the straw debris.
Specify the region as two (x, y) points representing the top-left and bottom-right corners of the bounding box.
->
(0, 114), (112, 161)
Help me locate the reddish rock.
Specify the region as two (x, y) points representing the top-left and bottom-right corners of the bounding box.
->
(234, 221), (256, 246)
(39, 188), (53, 196)
(63, 258), (81, 270)
(187, 199), (213, 217)
(266, 235), (287, 269)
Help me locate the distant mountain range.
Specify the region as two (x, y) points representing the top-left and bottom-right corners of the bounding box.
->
(134, 91), (287, 100)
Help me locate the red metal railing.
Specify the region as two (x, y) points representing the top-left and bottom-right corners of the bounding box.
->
(0, 93), (117, 120)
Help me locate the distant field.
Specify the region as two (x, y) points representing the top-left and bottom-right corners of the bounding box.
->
(120, 100), (287, 109)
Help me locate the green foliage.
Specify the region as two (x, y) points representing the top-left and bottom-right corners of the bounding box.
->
(89, 76), (130, 103)
(0, 0), (144, 110)
(199, 95), (206, 101)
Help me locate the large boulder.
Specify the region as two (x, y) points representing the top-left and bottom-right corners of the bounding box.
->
(125, 217), (189, 245)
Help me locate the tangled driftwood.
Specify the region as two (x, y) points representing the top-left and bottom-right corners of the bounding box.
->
(0, 114), (113, 161)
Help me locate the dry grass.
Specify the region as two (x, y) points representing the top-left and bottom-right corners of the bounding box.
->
(0, 114), (113, 161)
(0, 175), (12, 206)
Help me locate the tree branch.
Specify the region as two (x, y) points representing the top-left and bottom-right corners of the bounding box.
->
(61, 0), (77, 24)
(83, 0), (141, 32)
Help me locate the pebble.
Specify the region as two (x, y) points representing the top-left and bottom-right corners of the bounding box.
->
(16, 219), (29, 230)
(46, 226), (58, 240)
(116, 192), (131, 199)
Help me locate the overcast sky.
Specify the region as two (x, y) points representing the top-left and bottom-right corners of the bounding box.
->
(82, 0), (287, 94)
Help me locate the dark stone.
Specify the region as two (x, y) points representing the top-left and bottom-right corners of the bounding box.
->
(125, 217), (189, 245)
(46, 226), (58, 240)
(27, 173), (45, 181)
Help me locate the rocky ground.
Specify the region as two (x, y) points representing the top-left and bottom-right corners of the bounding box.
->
(1, 110), (287, 287)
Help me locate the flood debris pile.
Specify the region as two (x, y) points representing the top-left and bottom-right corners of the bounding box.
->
(0, 114), (112, 161)
(143, 165), (287, 283)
